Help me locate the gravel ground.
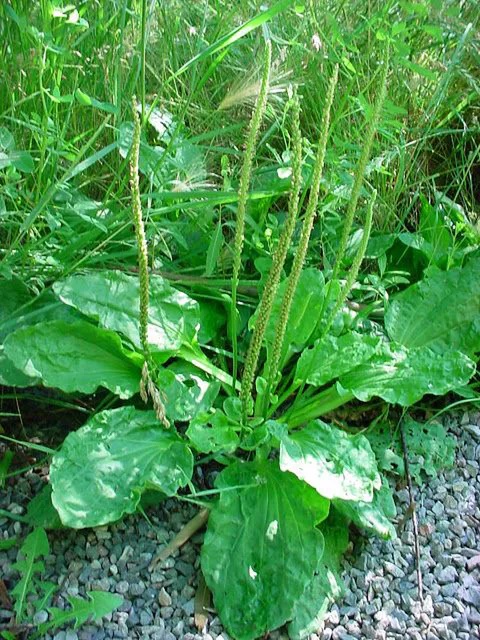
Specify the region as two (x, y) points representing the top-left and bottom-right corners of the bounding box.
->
(1, 411), (479, 640)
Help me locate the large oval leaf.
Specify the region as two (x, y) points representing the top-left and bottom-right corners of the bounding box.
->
(50, 407), (193, 528)
(385, 257), (480, 356)
(54, 270), (199, 354)
(201, 460), (329, 640)
(338, 343), (475, 406)
(295, 332), (380, 387)
(4, 320), (142, 398)
(273, 421), (381, 502)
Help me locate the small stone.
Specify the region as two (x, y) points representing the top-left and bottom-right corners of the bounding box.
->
(464, 424), (480, 440)
(33, 610), (49, 625)
(140, 609), (153, 625)
(441, 583), (458, 597)
(434, 602), (453, 616)
(176, 560), (194, 578)
(116, 580), (129, 594)
(158, 587), (172, 607)
(444, 495), (458, 510)
(432, 502), (445, 517)
(458, 585), (480, 607)
(332, 626), (348, 640)
(467, 607), (480, 624)
(327, 608), (340, 626)
(65, 632), (78, 640)
(466, 554), (480, 571)
(438, 567), (458, 584)
(384, 561), (404, 578)
(129, 581), (145, 597)
(182, 599), (195, 616)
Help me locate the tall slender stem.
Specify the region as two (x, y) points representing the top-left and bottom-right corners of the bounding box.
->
(230, 40), (272, 389)
(264, 65), (339, 405)
(241, 90), (303, 418)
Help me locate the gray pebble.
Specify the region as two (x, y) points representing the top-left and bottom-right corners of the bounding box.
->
(384, 561), (404, 578)
(438, 567), (458, 584)
(33, 610), (49, 624)
(115, 580), (129, 595)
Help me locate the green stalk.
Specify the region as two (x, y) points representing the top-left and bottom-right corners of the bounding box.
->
(321, 189), (376, 338)
(285, 386), (355, 428)
(320, 46), (389, 328)
(264, 64), (339, 406)
(130, 98), (169, 427)
(240, 90), (303, 418)
(140, 0), (147, 119)
(230, 40), (272, 389)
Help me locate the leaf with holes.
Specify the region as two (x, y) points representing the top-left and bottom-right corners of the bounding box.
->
(338, 342), (475, 406)
(295, 332), (380, 387)
(156, 362), (220, 422)
(272, 421), (381, 502)
(367, 419), (457, 483)
(186, 410), (240, 454)
(201, 460), (329, 640)
(50, 407), (193, 528)
(333, 478), (397, 540)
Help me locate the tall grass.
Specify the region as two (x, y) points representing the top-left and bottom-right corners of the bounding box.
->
(0, 0), (478, 293)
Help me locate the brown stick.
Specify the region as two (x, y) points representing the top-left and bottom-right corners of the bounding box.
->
(150, 508), (209, 569)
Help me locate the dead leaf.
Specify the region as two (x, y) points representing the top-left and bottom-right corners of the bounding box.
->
(194, 571), (211, 632)
(0, 579), (12, 609)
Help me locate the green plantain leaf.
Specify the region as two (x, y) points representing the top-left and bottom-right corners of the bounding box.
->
(201, 460), (329, 640)
(333, 478), (397, 540)
(289, 512), (350, 639)
(0, 347), (36, 386)
(54, 270), (199, 355)
(261, 268), (325, 367)
(26, 485), (63, 530)
(385, 257), (480, 356)
(295, 332), (380, 387)
(338, 342), (475, 406)
(50, 407), (193, 528)
(186, 409), (240, 454)
(4, 320), (142, 398)
(272, 421), (381, 502)
(156, 362), (220, 422)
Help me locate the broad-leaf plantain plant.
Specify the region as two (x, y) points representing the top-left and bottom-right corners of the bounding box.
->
(1, 43), (479, 640)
